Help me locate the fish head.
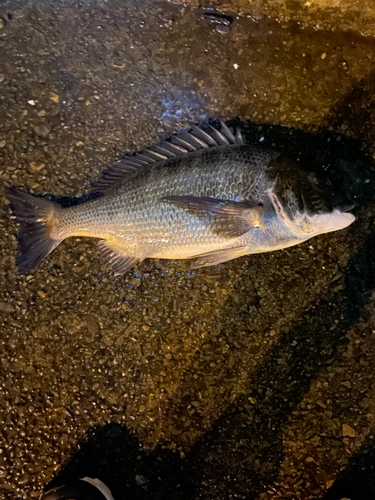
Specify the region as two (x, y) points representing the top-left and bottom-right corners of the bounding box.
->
(268, 157), (355, 238)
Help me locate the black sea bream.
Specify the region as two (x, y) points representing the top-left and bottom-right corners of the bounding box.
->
(5, 121), (355, 275)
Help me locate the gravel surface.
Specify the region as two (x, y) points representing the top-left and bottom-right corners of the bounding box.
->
(1, 1), (375, 499)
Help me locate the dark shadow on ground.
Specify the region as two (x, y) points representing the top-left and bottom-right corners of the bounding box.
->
(45, 423), (195, 500)
(43, 122), (375, 499)
(321, 68), (375, 157)
(322, 438), (375, 500)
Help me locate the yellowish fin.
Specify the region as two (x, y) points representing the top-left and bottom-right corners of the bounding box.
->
(5, 187), (63, 274)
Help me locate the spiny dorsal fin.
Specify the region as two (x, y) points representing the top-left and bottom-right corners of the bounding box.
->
(163, 195), (263, 239)
(91, 120), (244, 193)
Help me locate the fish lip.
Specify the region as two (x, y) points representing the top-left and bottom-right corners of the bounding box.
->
(340, 203), (355, 213)
(338, 210), (356, 224)
(332, 196), (355, 213)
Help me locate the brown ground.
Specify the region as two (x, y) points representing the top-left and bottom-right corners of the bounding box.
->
(1, 1), (375, 499)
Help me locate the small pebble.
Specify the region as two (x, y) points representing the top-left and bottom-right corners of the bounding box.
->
(76, 141), (84, 147)
(37, 290), (46, 299)
(340, 60), (349, 70)
(321, 52), (327, 60)
(142, 325), (150, 331)
(28, 100), (36, 106)
(139, 405), (146, 412)
(342, 423), (356, 438)
(86, 313), (100, 335)
(216, 24), (230, 34)
(67, 320), (81, 335)
(135, 474), (147, 485)
(49, 92), (59, 103)
(29, 162), (45, 172)
(0, 18), (5, 29)
(0, 139), (6, 148)
(33, 124), (50, 137)
(0, 302), (15, 313)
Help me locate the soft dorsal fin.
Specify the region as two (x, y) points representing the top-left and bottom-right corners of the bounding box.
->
(91, 120), (244, 193)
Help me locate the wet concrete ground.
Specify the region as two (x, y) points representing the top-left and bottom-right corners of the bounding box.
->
(1, 0), (375, 499)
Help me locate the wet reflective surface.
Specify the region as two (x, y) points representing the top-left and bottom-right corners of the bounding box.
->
(1, 1), (375, 499)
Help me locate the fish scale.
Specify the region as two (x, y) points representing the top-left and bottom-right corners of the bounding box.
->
(5, 121), (355, 276)
(57, 147), (270, 245)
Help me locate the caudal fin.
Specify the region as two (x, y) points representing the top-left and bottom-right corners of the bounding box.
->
(5, 187), (63, 274)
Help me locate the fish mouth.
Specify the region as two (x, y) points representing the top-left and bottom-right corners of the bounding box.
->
(338, 211), (356, 224)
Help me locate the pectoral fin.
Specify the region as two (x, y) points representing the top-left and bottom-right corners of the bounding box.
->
(192, 246), (250, 268)
(163, 196), (263, 238)
(98, 240), (141, 275)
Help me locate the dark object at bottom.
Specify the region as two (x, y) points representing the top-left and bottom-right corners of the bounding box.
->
(39, 477), (114, 500)
(323, 443), (375, 500)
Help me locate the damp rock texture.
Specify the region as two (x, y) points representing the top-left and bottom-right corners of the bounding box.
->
(176, 0), (375, 38)
(1, 1), (375, 500)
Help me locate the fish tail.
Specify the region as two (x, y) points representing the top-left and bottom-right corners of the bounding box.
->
(5, 187), (64, 274)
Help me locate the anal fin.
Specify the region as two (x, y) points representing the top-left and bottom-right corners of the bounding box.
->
(98, 240), (141, 275)
(192, 246), (249, 268)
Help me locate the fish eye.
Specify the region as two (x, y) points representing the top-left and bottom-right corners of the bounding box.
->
(307, 173), (319, 186)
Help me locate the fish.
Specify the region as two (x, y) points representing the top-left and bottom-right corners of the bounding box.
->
(5, 120), (355, 276)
